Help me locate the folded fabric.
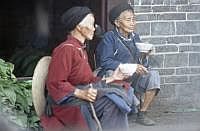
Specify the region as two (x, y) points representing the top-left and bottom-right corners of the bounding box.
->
(106, 94), (131, 113)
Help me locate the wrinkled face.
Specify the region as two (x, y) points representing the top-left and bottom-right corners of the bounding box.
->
(115, 10), (136, 34)
(78, 14), (95, 40)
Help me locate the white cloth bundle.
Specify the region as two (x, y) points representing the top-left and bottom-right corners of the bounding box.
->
(118, 63), (137, 76)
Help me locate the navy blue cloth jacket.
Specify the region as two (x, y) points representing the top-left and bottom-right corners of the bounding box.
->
(96, 28), (148, 77)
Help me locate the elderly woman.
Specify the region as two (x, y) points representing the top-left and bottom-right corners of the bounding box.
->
(96, 3), (160, 126)
(41, 6), (132, 131)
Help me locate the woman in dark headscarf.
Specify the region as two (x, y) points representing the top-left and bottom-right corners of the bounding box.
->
(96, 3), (160, 126)
(41, 6), (132, 131)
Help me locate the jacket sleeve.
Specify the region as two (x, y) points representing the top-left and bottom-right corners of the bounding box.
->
(134, 33), (149, 68)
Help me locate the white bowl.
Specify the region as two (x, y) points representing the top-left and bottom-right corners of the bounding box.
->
(135, 42), (153, 53)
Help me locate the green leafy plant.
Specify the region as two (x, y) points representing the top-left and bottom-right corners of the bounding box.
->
(0, 58), (39, 130)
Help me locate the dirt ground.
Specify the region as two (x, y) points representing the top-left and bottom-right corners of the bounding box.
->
(129, 110), (200, 131)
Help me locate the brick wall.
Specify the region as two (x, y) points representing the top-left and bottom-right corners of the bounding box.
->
(131, 0), (200, 111)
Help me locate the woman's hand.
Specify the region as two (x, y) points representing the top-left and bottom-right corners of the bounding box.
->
(135, 64), (148, 75)
(112, 66), (129, 80)
(103, 67), (129, 83)
(74, 88), (97, 102)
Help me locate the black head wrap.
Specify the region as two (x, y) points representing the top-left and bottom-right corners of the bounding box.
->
(61, 6), (92, 32)
(109, 3), (133, 25)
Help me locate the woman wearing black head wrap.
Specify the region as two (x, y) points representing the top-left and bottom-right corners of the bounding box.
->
(109, 3), (133, 25)
(96, 2), (160, 126)
(61, 6), (92, 33)
(41, 6), (132, 131)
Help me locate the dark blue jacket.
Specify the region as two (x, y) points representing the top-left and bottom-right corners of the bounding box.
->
(96, 28), (148, 77)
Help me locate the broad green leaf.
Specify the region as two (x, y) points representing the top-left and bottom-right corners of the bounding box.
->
(2, 88), (16, 105)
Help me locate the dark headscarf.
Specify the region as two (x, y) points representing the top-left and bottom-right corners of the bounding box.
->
(61, 6), (92, 32)
(109, 3), (133, 25)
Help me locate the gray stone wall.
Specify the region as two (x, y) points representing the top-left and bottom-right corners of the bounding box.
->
(132, 0), (200, 111)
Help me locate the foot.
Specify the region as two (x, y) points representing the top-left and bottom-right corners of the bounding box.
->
(128, 112), (137, 122)
(136, 111), (155, 126)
